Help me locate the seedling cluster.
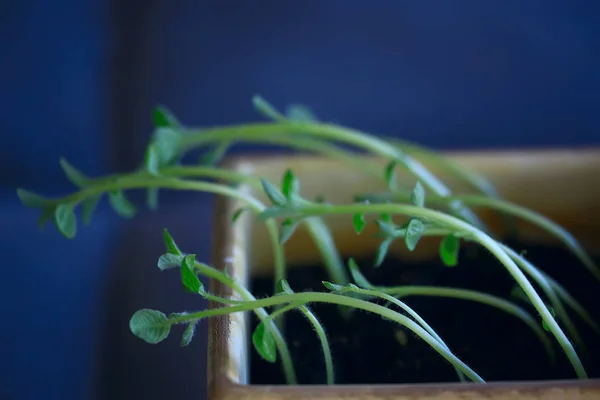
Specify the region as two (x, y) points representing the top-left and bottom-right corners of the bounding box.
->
(18, 96), (600, 385)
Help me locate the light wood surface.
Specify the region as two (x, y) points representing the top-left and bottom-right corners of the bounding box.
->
(209, 149), (600, 400)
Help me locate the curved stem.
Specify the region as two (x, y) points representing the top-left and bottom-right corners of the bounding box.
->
(351, 287), (467, 382)
(193, 262), (297, 384)
(181, 122), (484, 228)
(261, 202), (587, 379)
(169, 290), (484, 383)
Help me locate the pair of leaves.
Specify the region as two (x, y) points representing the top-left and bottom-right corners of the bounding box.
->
(261, 171), (302, 244)
(157, 230), (202, 294)
(383, 163), (426, 208)
(129, 308), (196, 347)
(260, 168), (300, 207)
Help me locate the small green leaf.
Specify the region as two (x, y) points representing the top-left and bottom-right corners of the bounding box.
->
(59, 158), (89, 188)
(17, 189), (51, 209)
(146, 188), (159, 211)
(348, 259), (373, 288)
(281, 169), (299, 199)
(252, 322), (277, 363)
(129, 309), (171, 344)
(158, 253), (184, 271)
(108, 191), (137, 219)
(144, 144), (160, 175)
(439, 234), (460, 267)
(384, 161), (397, 190)
(81, 194), (102, 225)
(375, 219), (396, 237)
(353, 213), (366, 234)
(181, 322), (196, 347)
(405, 219), (424, 251)
(163, 228), (182, 255)
(542, 307), (556, 332)
(152, 127), (182, 165)
(322, 281), (344, 292)
(375, 237), (394, 267)
(410, 182), (425, 207)
(276, 279), (293, 294)
(285, 104), (319, 121)
(54, 204), (77, 239)
(231, 207), (246, 224)
(260, 178), (287, 206)
(181, 254), (203, 294)
(279, 218), (298, 244)
(151, 105), (181, 128)
(199, 141), (231, 166)
(252, 95), (285, 121)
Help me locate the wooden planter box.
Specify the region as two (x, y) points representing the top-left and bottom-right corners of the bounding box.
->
(208, 148), (600, 400)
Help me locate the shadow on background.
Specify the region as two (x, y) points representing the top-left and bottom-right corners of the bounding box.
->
(1, 1), (599, 399)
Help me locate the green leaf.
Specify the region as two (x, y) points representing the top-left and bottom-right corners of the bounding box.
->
(181, 322), (196, 347)
(252, 95), (285, 121)
(322, 281), (344, 292)
(285, 104), (319, 122)
(146, 188), (159, 211)
(151, 105), (181, 128)
(384, 161), (397, 190)
(231, 207), (246, 224)
(542, 307), (556, 332)
(153, 127), (182, 165)
(348, 259), (373, 288)
(410, 182), (425, 207)
(163, 228), (182, 255)
(439, 234), (460, 267)
(252, 322), (277, 363)
(281, 169), (299, 199)
(144, 144), (160, 175)
(59, 158), (89, 188)
(353, 213), (366, 234)
(404, 219), (424, 251)
(199, 141), (231, 166)
(375, 237), (394, 267)
(158, 253), (184, 271)
(260, 178), (287, 206)
(17, 189), (51, 209)
(276, 279), (293, 294)
(279, 218), (298, 244)
(54, 204), (77, 239)
(81, 194), (102, 225)
(129, 309), (171, 344)
(375, 219), (396, 237)
(108, 191), (137, 219)
(181, 254), (203, 294)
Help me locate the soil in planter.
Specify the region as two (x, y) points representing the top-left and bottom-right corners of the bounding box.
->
(249, 239), (600, 385)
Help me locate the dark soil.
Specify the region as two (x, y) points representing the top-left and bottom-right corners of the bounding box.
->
(249, 240), (600, 385)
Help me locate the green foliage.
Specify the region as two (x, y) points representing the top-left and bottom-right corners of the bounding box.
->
(17, 97), (598, 385)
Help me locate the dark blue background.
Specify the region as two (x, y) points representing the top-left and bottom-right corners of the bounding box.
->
(2, 1), (599, 399)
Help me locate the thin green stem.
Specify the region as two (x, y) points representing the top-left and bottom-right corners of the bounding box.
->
(181, 122), (484, 227)
(351, 287), (467, 382)
(193, 262), (297, 384)
(169, 290), (484, 383)
(388, 225), (585, 352)
(261, 202), (587, 379)
(295, 304), (335, 385)
(358, 191), (600, 283)
(348, 265), (555, 362)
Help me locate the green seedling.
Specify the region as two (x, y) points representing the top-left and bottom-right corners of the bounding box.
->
(17, 97), (599, 385)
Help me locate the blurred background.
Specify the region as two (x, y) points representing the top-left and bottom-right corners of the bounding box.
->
(1, 1), (599, 399)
